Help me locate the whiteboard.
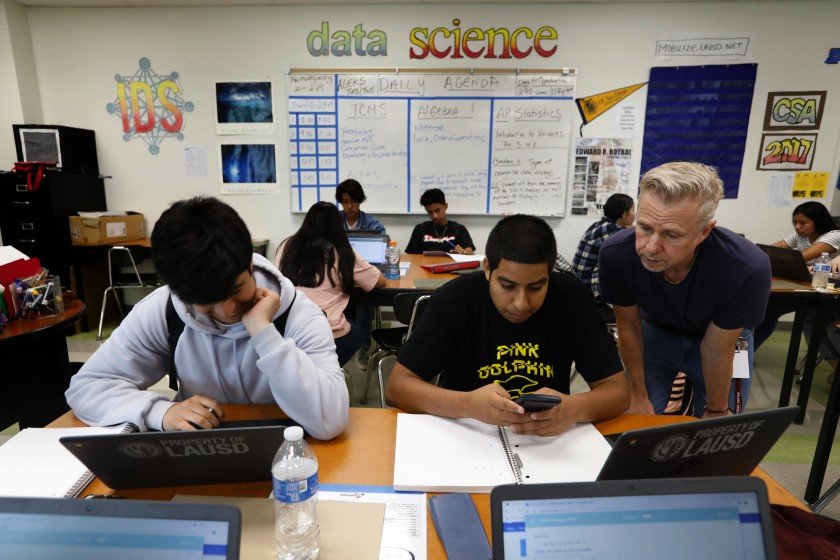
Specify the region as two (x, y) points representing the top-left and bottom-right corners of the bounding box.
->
(286, 71), (576, 216)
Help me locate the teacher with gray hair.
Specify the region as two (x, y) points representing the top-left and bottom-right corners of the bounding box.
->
(599, 162), (771, 418)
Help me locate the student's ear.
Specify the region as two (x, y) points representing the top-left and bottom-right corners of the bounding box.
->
(444, 203), (449, 211)
(483, 258), (491, 281)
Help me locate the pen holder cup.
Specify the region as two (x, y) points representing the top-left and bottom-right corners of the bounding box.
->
(15, 274), (64, 320)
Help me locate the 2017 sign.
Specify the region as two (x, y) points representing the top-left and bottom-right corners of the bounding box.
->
(757, 133), (817, 171)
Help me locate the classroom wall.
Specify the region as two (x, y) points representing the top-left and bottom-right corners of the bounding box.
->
(1, 1), (839, 260)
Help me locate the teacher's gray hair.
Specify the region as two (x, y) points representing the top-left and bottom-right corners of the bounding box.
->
(639, 162), (724, 225)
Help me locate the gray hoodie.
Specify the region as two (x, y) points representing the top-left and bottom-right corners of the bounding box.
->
(66, 254), (349, 439)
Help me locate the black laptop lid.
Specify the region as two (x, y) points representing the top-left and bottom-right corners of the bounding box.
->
(491, 476), (776, 560)
(756, 244), (812, 282)
(597, 407), (798, 481)
(60, 419), (295, 489)
(0, 496), (241, 559)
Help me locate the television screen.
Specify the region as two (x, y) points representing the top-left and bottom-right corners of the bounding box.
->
(18, 129), (61, 167)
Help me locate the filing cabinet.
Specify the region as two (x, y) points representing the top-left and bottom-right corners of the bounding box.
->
(0, 172), (106, 280)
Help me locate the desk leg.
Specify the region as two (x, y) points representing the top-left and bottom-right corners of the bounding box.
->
(795, 304), (830, 424)
(780, 304), (806, 408)
(805, 359), (840, 505)
(12, 328), (73, 428)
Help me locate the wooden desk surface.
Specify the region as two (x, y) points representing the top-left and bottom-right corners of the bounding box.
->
(385, 253), (463, 290)
(0, 300), (85, 344)
(49, 406), (804, 558)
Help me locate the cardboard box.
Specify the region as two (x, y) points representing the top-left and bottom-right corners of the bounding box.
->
(69, 212), (146, 246)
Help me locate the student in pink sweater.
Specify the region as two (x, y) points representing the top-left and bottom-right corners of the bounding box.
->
(276, 202), (385, 366)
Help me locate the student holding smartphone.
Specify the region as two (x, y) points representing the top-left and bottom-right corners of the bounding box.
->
(386, 215), (629, 437)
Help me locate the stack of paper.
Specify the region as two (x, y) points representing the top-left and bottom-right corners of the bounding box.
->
(0, 426), (128, 498)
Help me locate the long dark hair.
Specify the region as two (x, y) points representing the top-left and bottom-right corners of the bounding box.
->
(792, 201), (837, 237)
(279, 201), (355, 294)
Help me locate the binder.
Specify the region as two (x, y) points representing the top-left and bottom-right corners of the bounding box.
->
(393, 414), (612, 493)
(0, 423), (135, 498)
(420, 260), (480, 274)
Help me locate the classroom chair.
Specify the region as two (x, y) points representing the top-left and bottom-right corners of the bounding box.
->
(97, 245), (161, 340)
(361, 293), (430, 408)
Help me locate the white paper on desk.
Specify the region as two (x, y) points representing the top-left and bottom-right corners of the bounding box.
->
(76, 211), (128, 218)
(0, 245), (29, 266)
(0, 426), (127, 498)
(449, 253), (485, 264)
(320, 484), (427, 560)
(394, 414), (611, 493)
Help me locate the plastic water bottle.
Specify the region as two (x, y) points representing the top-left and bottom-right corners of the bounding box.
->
(272, 426), (320, 560)
(385, 240), (400, 280)
(812, 252), (831, 289)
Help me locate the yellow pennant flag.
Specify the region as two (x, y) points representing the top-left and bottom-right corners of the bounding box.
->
(576, 82), (647, 125)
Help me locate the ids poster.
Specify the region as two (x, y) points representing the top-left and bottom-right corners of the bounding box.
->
(571, 138), (633, 216)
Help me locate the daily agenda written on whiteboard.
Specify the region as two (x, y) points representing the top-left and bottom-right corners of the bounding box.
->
(286, 71), (577, 216)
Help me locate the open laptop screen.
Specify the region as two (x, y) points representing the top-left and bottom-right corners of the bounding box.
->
(0, 498), (239, 559)
(497, 488), (770, 560)
(349, 237), (387, 265)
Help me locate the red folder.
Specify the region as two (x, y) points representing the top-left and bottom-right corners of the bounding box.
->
(420, 260), (480, 274)
(0, 257), (42, 318)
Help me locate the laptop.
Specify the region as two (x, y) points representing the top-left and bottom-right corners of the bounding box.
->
(757, 243), (812, 282)
(491, 476), (776, 559)
(597, 407), (798, 480)
(0, 496), (241, 559)
(347, 232), (389, 271)
(60, 419), (295, 489)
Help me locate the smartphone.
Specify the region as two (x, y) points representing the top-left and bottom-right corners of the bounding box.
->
(515, 394), (562, 412)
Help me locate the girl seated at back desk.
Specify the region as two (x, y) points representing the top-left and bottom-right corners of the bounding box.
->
(276, 201), (385, 366)
(755, 201), (840, 350)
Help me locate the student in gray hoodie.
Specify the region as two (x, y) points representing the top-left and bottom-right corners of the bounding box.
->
(66, 197), (349, 440)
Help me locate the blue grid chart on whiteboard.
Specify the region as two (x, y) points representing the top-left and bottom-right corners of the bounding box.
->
(288, 96), (338, 211)
(286, 72), (577, 216)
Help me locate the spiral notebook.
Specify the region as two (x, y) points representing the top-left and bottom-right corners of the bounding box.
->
(0, 424), (135, 498)
(393, 414), (612, 493)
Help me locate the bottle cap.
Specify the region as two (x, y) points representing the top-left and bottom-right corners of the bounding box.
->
(284, 426), (304, 441)
(388, 240), (397, 246)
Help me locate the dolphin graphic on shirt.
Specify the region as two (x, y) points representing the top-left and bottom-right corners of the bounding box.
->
(495, 374), (539, 397)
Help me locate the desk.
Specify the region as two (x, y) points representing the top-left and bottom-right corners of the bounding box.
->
(353, 253), (461, 307)
(50, 406), (804, 558)
(771, 279), (840, 425)
(0, 300), (85, 429)
(771, 277), (816, 422)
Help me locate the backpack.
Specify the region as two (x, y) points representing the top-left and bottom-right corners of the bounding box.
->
(164, 291), (297, 391)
